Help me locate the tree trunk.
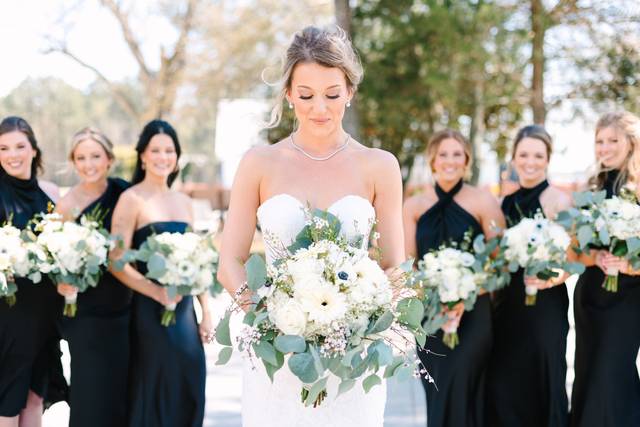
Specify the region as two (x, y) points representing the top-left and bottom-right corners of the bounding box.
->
(531, 0), (546, 124)
(334, 0), (360, 140)
(469, 76), (485, 185)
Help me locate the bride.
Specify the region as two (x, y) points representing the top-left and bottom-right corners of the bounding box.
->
(217, 26), (405, 426)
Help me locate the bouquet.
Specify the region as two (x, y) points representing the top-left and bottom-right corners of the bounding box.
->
(32, 213), (112, 316)
(215, 209), (425, 407)
(558, 190), (640, 292)
(501, 212), (584, 304)
(131, 231), (220, 326)
(0, 224), (44, 306)
(412, 233), (508, 349)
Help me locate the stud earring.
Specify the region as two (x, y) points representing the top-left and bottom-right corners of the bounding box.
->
(346, 101), (351, 108)
(288, 102), (293, 109)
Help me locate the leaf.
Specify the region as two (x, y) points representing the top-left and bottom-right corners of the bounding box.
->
(368, 310), (394, 334)
(341, 344), (364, 367)
(395, 365), (414, 382)
(304, 377), (328, 407)
(337, 379), (356, 396)
(253, 341), (278, 366)
(383, 357), (405, 378)
(216, 347), (233, 365)
(398, 258), (415, 272)
(274, 335), (306, 353)
(362, 374), (382, 393)
(368, 341), (393, 366)
(308, 344), (325, 375)
(397, 298), (424, 328)
(472, 234), (486, 254)
(288, 352), (318, 383)
(147, 253), (166, 274)
(573, 191), (592, 207)
(245, 254), (267, 291)
(215, 311), (232, 346)
(627, 237), (640, 255)
(564, 262), (586, 275)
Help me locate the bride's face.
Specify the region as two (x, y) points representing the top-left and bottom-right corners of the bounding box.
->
(287, 62), (353, 139)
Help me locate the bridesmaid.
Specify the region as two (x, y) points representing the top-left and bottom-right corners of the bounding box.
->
(571, 111), (640, 427)
(54, 127), (131, 427)
(486, 125), (572, 426)
(403, 129), (505, 427)
(110, 120), (212, 427)
(0, 116), (66, 426)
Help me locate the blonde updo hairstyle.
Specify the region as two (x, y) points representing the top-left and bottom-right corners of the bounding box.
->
(69, 127), (115, 164)
(425, 129), (473, 181)
(590, 111), (640, 193)
(266, 25), (363, 128)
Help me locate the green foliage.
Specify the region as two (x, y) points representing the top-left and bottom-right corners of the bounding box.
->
(352, 0), (528, 181)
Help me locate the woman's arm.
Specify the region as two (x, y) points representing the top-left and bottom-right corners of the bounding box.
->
(371, 150), (405, 270)
(478, 189), (506, 240)
(402, 197), (419, 260)
(217, 148), (263, 305)
(109, 191), (175, 306)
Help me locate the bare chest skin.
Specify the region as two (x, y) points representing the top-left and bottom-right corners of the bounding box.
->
(261, 148), (373, 210)
(135, 191), (190, 228)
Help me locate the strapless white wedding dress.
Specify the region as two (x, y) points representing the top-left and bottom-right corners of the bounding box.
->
(241, 193), (387, 427)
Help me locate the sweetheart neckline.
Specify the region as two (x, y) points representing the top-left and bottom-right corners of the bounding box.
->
(257, 193), (374, 214)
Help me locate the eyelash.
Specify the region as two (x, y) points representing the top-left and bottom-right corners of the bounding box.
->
(299, 95), (341, 100)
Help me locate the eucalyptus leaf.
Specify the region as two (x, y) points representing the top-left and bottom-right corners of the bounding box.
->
(362, 374), (382, 393)
(337, 379), (356, 396)
(216, 347), (233, 365)
(215, 311), (232, 346)
(397, 298), (424, 328)
(368, 310), (394, 334)
(245, 254), (267, 291)
(274, 335), (306, 353)
(289, 352), (318, 383)
(253, 341), (278, 366)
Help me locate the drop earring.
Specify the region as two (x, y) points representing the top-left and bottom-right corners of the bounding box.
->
(288, 102), (293, 109)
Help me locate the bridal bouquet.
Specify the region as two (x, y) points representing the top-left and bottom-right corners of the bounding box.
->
(501, 212), (584, 304)
(558, 190), (640, 292)
(412, 233), (508, 349)
(0, 224), (44, 306)
(31, 213), (112, 317)
(215, 209), (425, 407)
(131, 231), (220, 326)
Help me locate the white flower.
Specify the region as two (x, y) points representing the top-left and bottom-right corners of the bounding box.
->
(272, 298), (307, 336)
(298, 282), (347, 326)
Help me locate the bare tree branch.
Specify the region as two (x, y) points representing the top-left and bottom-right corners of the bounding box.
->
(99, 0), (152, 83)
(43, 40), (140, 120)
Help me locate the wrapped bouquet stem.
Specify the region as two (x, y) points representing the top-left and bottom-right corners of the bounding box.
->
(441, 308), (461, 349)
(162, 301), (178, 327)
(63, 292), (78, 317)
(524, 280), (539, 306)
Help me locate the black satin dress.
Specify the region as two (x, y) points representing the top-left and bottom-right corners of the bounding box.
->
(571, 170), (640, 427)
(61, 177), (132, 427)
(128, 221), (206, 427)
(487, 180), (569, 426)
(416, 180), (492, 427)
(0, 171), (66, 416)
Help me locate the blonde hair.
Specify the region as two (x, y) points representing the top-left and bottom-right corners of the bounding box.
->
(425, 129), (473, 180)
(69, 127), (115, 162)
(590, 111), (640, 193)
(266, 25), (363, 128)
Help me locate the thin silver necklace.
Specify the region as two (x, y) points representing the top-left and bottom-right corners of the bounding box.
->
(290, 133), (350, 161)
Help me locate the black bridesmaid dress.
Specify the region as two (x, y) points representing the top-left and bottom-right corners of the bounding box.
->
(415, 180), (492, 427)
(571, 170), (640, 427)
(61, 177), (132, 427)
(0, 171), (66, 416)
(487, 179), (569, 427)
(128, 221), (206, 427)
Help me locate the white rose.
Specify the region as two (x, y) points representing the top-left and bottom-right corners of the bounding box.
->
(273, 299), (307, 336)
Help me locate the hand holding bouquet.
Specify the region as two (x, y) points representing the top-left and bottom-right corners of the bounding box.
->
(31, 213), (112, 316)
(0, 223), (44, 306)
(215, 208), (425, 407)
(131, 231), (220, 326)
(501, 212), (584, 305)
(558, 190), (640, 292)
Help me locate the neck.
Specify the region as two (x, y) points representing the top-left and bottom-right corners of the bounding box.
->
(435, 177), (462, 192)
(293, 127), (347, 155)
(141, 173), (169, 191)
(519, 176), (546, 189)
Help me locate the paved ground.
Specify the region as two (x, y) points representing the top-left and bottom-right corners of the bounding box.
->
(42, 276), (640, 426)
